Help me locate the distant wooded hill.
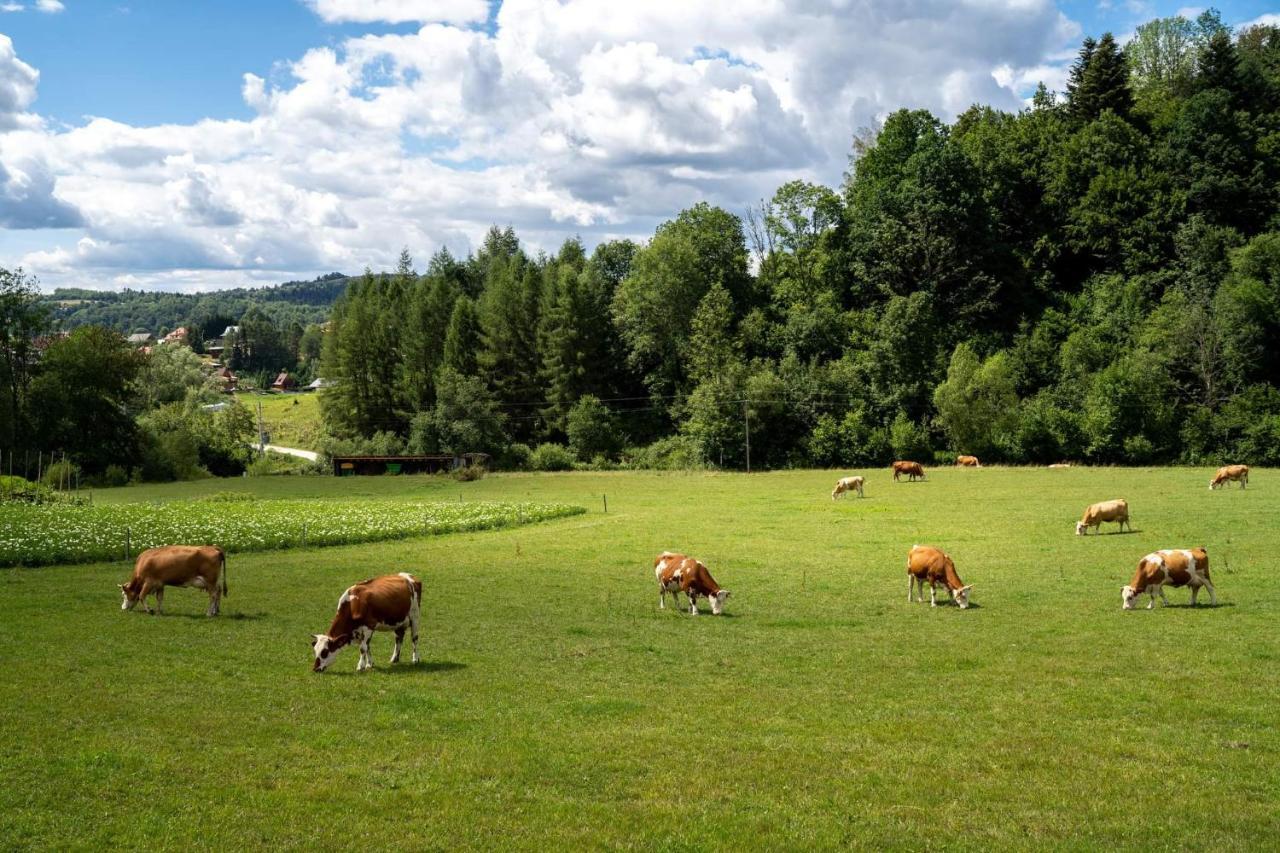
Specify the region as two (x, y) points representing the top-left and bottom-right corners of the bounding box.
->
(42, 272), (350, 335)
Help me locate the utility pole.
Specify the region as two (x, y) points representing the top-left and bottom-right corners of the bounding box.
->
(256, 400), (266, 454)
(744, 401), (751, 474)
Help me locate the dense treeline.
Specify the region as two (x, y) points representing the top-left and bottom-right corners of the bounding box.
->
(42, 273), (348, 338)
(321, 13), (1280, 468)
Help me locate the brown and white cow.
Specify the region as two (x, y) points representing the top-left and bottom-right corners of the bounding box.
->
(1076, 499), (1131, 536)
(654, 552), (730, 615)
(832, 476), (865, 499)
(119, 545), (226, 616)
(1209, 465), (1248, 490)
(956, 455), (980, 467)
(311, 572), (422, 672)
(906, 545), (973, 609)
(1122, 548), (1215, 610)
(892, 461), (926, 482)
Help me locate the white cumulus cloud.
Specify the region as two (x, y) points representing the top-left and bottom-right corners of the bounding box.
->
(5, 0), (1083, 290)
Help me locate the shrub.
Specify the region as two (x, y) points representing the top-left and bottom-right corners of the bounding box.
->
(196, 491), (258, 502)
(452, 464), (486, 482)
(0, 475), (58, 505)
(40, 459), (81, 490)
(99, 465), (130, 488)
(889, 411), (933, 462)
(566, 396), (622, 461)
(496, 443), (532, 471)
(530, 443), (575, 472)
(623, 436), (708, 470)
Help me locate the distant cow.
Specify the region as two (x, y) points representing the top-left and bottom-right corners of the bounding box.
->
(119, 545), (226, 616)
(654, 552), (730, 615)
(1076, 499), (1131, 536)
(906, 545), (973, 609)
(956, 455), (980, 467)
(1210, 465), (1248, 490)
(832, 476), (864, 499)
(1048, 463), (1072, 469)
(1123, 548), (1215, 610)
(892, 461), (926, 482)
(311, 573), (422, 672)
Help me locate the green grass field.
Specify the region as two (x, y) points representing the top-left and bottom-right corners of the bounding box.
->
(241, 391), (322, 450)
(2, 468), (1278, 849)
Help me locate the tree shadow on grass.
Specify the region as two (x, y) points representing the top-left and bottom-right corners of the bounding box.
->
(379, 660), (467, 675)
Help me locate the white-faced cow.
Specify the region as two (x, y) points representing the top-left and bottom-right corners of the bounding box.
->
(654, 552), (730, 615)
(1210, 465), (1248, 490)
(311, 573), (422, 672)
(906, 545), (973, 609)
(832, 476), (865, 499)
(1076, 499), (1131, 536)
(1122, 548), (1215, 610)
(893, 461), (926, 482)
(119, 545), (226, 616)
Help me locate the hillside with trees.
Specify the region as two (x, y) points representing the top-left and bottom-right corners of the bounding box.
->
(4, 10), (1280, 480)
(42, 272), (350, 338)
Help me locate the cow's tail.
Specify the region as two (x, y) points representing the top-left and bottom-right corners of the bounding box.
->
(219, 548), (228, 597)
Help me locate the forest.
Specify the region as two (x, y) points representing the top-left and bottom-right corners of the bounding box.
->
(4, 11), (1280, 478)
(319, 13), (1280, 469)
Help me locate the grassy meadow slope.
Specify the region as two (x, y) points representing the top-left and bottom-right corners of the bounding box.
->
(1, 468), (1277, 849)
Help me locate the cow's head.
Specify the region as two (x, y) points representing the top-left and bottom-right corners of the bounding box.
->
(1121, 585), (1139, 610)
(1075, 521), (1087, 536)
(710, 590), (730, 615)
(1209, 478), (1219, 490)
(119, 581), (141, 611)
(311, 634), (347, 672)
(954, 584), (973, 609)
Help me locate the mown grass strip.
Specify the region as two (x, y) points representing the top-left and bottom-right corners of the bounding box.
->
(0, 499), (585, 566)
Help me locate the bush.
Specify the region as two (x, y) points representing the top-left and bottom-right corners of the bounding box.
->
(452, 464), (486, 482)
(40, 459), (81, 490)
(197, 491), (258, 502)
(0, 475), (58, 505)
(889, 411), (933, 462)
(496, 443), (532, 471)
(566, 396), (622, 461)
(623, 436), (708, 470)
(99, 465), (131, 488)
(530, 443), (575, 472)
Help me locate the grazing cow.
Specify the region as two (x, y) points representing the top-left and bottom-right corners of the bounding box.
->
(119, 545), (226, 616)
(654, 552), (730, 615)
(892, 461), (926, 482)
(1123, 548), (1215, 610)
(1210, 465), (1248, 490)
(906, 545), (973, 609)
(1076, 499), (1131, 536)
(956, 455), (980, 467)
(1048, 463), (1072, 469)
(311, 573), (422, 672)
(832, 476), (865, 499)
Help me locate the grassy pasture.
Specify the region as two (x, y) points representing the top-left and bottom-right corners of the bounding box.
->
(241, 391), (323, 450)
(1, 467), (1278, 849)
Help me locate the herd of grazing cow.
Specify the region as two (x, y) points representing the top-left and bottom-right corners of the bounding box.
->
(117, 462), (1250, 671)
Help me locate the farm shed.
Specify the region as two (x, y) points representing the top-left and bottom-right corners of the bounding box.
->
(332, 454), (489, 476)
(271, 372), (297, 391)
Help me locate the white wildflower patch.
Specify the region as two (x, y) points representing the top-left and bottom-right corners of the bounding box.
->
(0, 499), (584, 566)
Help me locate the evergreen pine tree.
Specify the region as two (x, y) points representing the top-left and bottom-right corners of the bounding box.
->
(443, 297), (481, 377)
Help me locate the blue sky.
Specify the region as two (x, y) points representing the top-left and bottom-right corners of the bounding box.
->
(1, 0), (1276, 291)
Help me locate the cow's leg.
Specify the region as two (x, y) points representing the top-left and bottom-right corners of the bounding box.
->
(153, 586), (164, 615)
(907, 575), (914, 603)
(391, 626), (405, 663)
(929, 582), (938, 607)
(1158, 586), (1170, 607)
(1204, 578), (1217, 606)
(688, 592), (699, 616)
(410, 615), (421, 665)
(207, 586), (220, 616)
(658, 586), (666, 609)
(356, 629), (373, 671)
